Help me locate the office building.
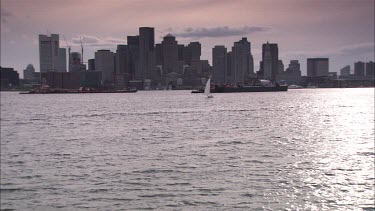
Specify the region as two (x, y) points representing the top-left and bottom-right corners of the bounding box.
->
(138, 27), (155, 80)
(23, 64), (36, 80)
(226, 51), (234, 83)
(340, 65), (351, 76)
(354, 61), (365, 76)
(39, 34), (60, 72)
(261, 42), (278, 80)
(212, 45), (227, 83)
(95, 50), (115, 84)
(277, 60), (302, 85)
(0, 66), (19, 88)
(183, 42), (202, 65)
(232, 37), (252, 84)
(307, 58), (329, 77)
(88, 59), (95, 71)
(366, 61), (374, 77)
(127, 35), (140, 80)
(57, 48), (67, 72)
(69, 52), (82, 72)
(263, 43), (273, 79)
(116, 45), (129, 74)
(161, 34), (179, 74)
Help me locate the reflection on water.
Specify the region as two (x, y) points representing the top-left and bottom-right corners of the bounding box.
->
(1, 88), (374, 210)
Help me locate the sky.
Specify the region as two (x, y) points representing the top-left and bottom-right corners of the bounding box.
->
(1, 0), (374, 78)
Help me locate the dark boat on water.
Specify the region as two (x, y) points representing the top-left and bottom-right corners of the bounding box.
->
(192, 79), (288, 93)
(211, 85), (288, 93)
(20, 85), (138, 94)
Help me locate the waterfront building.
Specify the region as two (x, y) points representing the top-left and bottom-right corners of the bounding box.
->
(307, 58), (329, 77)
(366, 61), (374, 77)
(0, 66), (19, 88)
(276, 60), (301, 85)
(39, 34), (66, 72)
(260, 42), (278, 80)
(354, 61), (365, 77)
(95, 50), (115, 84)
(340, 65), (351, 76)
(138, 27), (155, 80)
(212, 45), (227, 83)
(354, 61), (365, 76)
(41, 71), (102, 89)
(23, 64), (36, 80)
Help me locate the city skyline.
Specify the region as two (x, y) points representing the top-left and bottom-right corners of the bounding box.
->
(1, 0), (374, 77)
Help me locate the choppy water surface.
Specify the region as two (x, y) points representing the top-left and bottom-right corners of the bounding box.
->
(1, 88), (374, 210)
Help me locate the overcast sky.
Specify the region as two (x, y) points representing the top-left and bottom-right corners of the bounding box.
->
(1, 0), (374, 78)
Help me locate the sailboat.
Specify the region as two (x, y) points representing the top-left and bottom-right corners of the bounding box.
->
(204, 78), (214, 98)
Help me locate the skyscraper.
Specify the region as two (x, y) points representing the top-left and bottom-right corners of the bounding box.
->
(263, 43), (273, 79)
(127, 35), (140, 80)
(182, 42), (201, 66)
(161, 34), (179, 74)
(39, 34), (60, 72)
(139, 27), (155, 80)
(261, 42), (278, 80)
(232, 37), (251, 84)
(288, 60), (301, 73)
(57, 48), (67, 72)
(366, 61), (374, 77)
(226, 51), (234, 83)
(354, 61), (365, 76)
(95, 50), (115, 84)
(116, 45), (129, 74)
(307, 58), (329, 77)
(212, 45), (227, 83)
(88, 59), (95, 71)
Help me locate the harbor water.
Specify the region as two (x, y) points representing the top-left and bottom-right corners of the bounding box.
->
(1, 88), (374, 210)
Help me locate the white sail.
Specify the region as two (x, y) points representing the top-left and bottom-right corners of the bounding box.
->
(204, 78), (211, 96)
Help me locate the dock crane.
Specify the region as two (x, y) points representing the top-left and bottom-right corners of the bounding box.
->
(80, 36), (84, 65)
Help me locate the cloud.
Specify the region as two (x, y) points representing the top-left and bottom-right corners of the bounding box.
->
(70, 35), (125, 47)
(1, 8), (13, 23)
(285, 42), (375, 58)
(337, 42), (374, 56)
(172, 26), (269, 39)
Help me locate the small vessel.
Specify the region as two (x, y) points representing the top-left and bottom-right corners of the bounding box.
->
(204, 78), (214, 98)
(191, 89), (204, 93)
(288, 84), (303, 89)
